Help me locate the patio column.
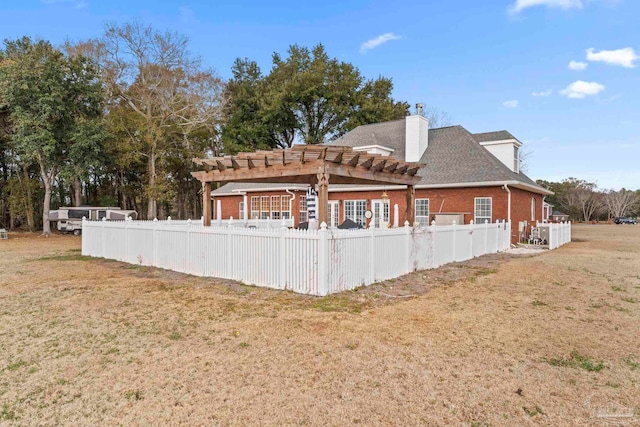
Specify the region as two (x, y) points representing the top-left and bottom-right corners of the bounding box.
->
(317, 172), (330, 225)
(405, 184), (415, 225)
(203, 181), (212, 226)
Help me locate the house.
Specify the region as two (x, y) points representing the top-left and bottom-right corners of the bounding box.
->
(551, 210), (569, 222)
(210, 111), (552, 243)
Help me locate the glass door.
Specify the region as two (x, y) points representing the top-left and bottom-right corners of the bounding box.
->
(328, 201), (340, 228)
(371, 200), (389, 228)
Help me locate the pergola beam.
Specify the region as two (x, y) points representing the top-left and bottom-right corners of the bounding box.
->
(192, 146), (423, 226)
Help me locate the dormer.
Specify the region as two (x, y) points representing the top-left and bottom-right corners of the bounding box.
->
(352, 144), (395, 157)
(474, 131), (522, 173)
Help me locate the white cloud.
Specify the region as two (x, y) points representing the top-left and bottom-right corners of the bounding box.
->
(503, 100), (519, 108)
(532, 89), (553, 97)
(509, 0), (582, 14)
(586, 47), (639, 68)
(360, 33), (401, 53)
(560, 80), (605, 99)
(568, 60), (588, 70)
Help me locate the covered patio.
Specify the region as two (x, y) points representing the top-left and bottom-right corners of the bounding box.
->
(191, 145), (422, 227)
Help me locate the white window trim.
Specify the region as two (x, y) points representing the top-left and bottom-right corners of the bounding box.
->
(415, 198), (430, 226)
(474, 197), (492, 224)
(344, 200), (367, 227)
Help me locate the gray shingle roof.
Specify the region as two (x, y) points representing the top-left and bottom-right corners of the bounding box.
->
(416, 126), (539, 187)
(472, 130), (517, 143)
(331, 119), (406, 160)
(212, 120), (548, 195)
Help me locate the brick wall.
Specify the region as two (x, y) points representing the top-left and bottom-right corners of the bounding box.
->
(212, 185), (545, 244)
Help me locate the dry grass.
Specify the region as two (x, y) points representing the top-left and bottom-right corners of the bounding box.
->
(1, 225), (639, 426)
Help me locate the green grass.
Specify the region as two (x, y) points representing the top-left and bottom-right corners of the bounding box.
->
(543, 351), (606, 372)
(531, 299), (548, 307)
(124, 390), (144, 401)
(522, 406), (544, 417)
(168, 331), (182, 341)
(624, 356), (639, 370)
(0, 403), (17, 421)
(621, 297), (637, 304)
(3, 359), (27, 372)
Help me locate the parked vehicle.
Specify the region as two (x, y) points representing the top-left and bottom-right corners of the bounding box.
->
(49, 207), (138, 235)
(614, 217), (637, 225)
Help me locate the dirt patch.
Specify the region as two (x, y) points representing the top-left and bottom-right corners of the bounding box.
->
(1, 224), (639, 426)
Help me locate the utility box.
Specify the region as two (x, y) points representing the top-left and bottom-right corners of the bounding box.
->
(434, 213), (465, 226)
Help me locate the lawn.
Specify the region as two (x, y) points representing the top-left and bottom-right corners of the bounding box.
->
(0, 224), (639, 426)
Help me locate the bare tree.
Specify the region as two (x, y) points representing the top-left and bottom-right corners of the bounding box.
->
(603, 189), (639, 219)
(419, 106), (453, 128)
(83, 21), (226, 219)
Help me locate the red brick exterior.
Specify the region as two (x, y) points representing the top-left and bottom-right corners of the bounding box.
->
(212, 185), (545, 244)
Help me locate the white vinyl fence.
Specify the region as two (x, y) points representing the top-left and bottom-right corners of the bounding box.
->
(537, 221), (572, 250)
(82, 218), (512, 296)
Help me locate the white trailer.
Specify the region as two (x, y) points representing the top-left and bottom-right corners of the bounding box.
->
(49, 207), (137, 235)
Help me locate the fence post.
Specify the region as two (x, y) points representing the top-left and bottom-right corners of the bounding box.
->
(404, 221), (412, 274)
(495, 219), (500, 252)
(279, 222), (287, 290)
(226, 218), (234, 279)
(318, 222), (329, 296)
(469, 220), (474, 259)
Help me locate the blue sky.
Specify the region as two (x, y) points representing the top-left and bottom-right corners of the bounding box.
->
(1, 0), (639, 190)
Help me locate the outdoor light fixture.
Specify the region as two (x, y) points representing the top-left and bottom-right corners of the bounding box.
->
(381, 189), (389, 201)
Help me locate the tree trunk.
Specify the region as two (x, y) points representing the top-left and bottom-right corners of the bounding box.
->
(72, 175), (82, 207)
(42, 178), (52, 236)
(22, 166), (35, 231)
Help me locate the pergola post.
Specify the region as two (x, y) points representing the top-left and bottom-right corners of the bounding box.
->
(405, 184), (415, 226)
(317, 172), (329, 225)
(203, 181), (212, 226)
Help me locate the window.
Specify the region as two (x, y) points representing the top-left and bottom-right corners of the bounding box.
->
(251, 196), (260, 219)
(271, 195), (281, 220)
(344, 200), (367, 227)
(299, 195), (308, 223)
(239, 201), (245, 220)
(281, 195), (291, 219)
(260, 196), (270, 219)
(514, 146), (520, 173)
(415, 199), (430, 225)
(68, 209), (90, 219)
(474, 197), (492, 224)
(531, 197), (536, 221)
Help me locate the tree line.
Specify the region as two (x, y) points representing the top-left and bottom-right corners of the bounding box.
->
(0, 21), (412, 234)
(537, 178), (640, 222)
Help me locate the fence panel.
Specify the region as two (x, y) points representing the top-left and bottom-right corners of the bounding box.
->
(82, 219), (517, 296)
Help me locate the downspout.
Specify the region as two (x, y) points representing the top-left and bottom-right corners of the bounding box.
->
(542, 195), (546, 223)
(286, 189), (297, 223)
(502, 184), (511, 223)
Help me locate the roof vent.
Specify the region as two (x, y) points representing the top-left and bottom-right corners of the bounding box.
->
(416, 103), (423, 116)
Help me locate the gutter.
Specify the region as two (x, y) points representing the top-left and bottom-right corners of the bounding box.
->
(416, 180), (554, 196)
